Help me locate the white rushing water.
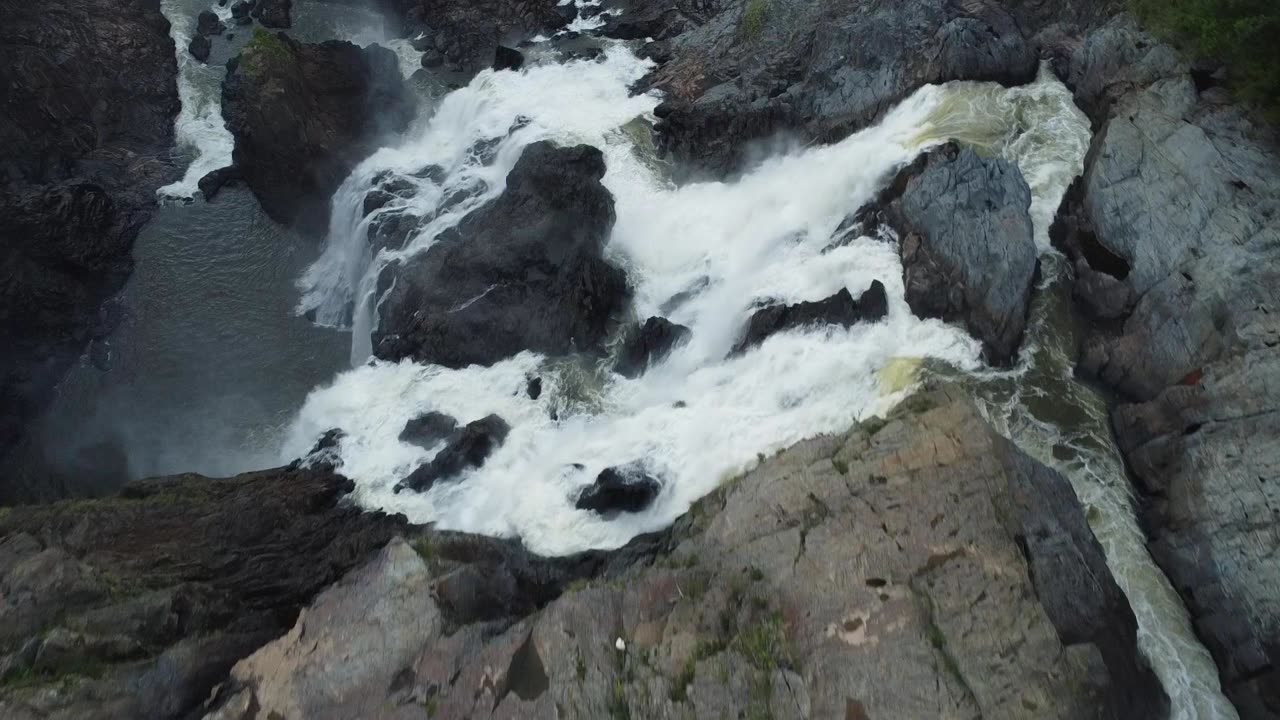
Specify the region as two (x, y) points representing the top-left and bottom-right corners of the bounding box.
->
(158, 0), (236, 199)
(284, 40), (1235, 715)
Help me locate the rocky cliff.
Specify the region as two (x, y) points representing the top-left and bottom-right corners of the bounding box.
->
(0, 0), (180, 481)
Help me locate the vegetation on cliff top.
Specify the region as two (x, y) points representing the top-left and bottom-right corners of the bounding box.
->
(1131, 0), (1280, 117)
(243, 26), (292, 76)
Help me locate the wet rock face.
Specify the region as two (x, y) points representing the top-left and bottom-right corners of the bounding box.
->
(0, 466), (407, 719)
(378, 0), (568, 78)
(575, 464), (662, 516)
(374, 142), (629, 369)
(887, 145), (1038, 366)
(1060, 18), (1280, 717)
(733, 281), (888, 354)
(252, 0), (291, 28)
(200, 389), (1165, 719)
(222, 33), (416, 236)
(646, 0), (1037, 175)
(399, 411), (460, 449)
(396, 415), (511, 493)
(0, 0), (179, 482)
(614, 317), (691, 378)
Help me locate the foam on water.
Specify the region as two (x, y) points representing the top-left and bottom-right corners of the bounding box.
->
(285, 45), (1235, 715)
(158, 0), (236, 200)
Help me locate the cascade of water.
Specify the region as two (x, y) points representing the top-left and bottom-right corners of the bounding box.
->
(286, 43), (1235, 716)
(157, 0), (237, 200)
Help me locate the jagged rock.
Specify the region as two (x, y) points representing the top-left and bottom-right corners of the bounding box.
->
(200, 388), (1165, 719)
(398, 411), (458, 448)
(378, 0), (568, 78)
(375, 142), (628, 368)
(649, 0), (1037, 175)
(188, 34), (211, 62)
(222, 33), (416, 235)
(196, 10), (225, 36)
(493, 45), (523, 71)
(575, 464), (662, 516)
(251, 0), (290, 28)
(197, 165), (241, 200)
(733, 281), (887, 354)
(0, 466), (407, 719)
(0, 0), (179, 484)
(1062, 17), (1280, 717)
(615, 317), (691, 378)
(886, 144), (1037, 366)
(396, 415), (511, 493)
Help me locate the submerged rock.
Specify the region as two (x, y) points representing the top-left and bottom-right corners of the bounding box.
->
(200, 388), (1165, 719)
(398, 411), (459, 448)
(614, 316), (691, 378)
(887, 144), (1037, 366)
(396, 415), (511, 493)
(374, 142), (628, 369)
(733, 281), (888, 354)
(575, 464), (662, 516)
(222, 32), (416, 235)
(0, 0), (179, 483)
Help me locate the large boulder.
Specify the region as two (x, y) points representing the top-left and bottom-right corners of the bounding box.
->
(251, 0), (291, 28)
(396, 415), (511, 493)
(614, 317), (691, 378)
(222, 31), (416, 235)
(374, 142), (629, 368)
(378, 0), (568, 77)
(574, 464), (662, 516)
(199, 388), (1166, 719)
(647, 0), (1038, 175)
(0, 466), (407, 719)
(0, 0), (180, 481)
(1058, 17), (1280, 717)
(733, 281), (888, 354)
(886, 144), (1038, 366)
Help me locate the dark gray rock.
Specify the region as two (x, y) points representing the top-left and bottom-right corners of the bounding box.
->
(188, 34), (211, 62)
(493, 45), (523, 71)
(0, 0), (180, 486)
(398, 411), (458, 448)
(197, 165), (241, 200)
(887, 144), (1037, 366)
(251, 0), (291, 28)
(614, 317), (691, 378)
(222, 34), (416, 235)
(230, 0), (253, 21)
(574, 464), (662, 515)
(733, 281), (888, 354)
(196, 9), (225, 36)
(649, 0), (1037, 175)
(396, 415), (511, 493)
(378, 0), (568, 78)
(374, 142), (629, 369)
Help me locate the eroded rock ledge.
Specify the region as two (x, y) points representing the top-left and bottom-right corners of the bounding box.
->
(200, 389), (1164, 720)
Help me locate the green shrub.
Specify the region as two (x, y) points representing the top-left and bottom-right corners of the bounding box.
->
(1130, 0), (1280, 117)
(741, 0), (769, 40)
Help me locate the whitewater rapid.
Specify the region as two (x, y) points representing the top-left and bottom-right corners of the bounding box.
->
(281, 44), (1241, 715)
(158, 0), (236, 199)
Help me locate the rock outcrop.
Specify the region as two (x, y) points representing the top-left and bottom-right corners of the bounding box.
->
(222, 31), (416, 235)
(644, 0), (1038, 175)
(1055, 17), (1280, 717)
(199, 388), (1165, 719)
(886, 144), (1038, 366)
(614, 317), (691, 378)
(378, 0), (568, 77)
(374, 142), (629, 368)
(396, 415), (511, 493)
(0, 0), (180, 484)
(575, 464), (662, 516)
(0, 466), (407, 719)
(733, 281), (888, 354)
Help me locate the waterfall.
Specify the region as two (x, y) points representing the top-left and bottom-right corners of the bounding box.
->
(157, 0), (236, 200)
